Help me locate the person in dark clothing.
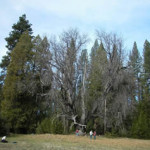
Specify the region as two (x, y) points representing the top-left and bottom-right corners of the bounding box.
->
(93, 131), (96, 139)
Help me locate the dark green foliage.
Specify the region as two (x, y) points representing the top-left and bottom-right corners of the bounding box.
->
(129, 42), (142, 77)
(131, 100), (150, 139)
(36, 118), (51, 134)
(93, 118), (104, 135)
(143, 40), (150, 73)
(128, 42), (142, 108)
(0, 14), (33, 87)
(0, 117), (8, 135)
(130, 40), (150, 138)
(86, 117), (104, 135)
(32, 35), (53, 122)
(5, 14), (33, 52)
(3, 31), (33, 100)
(36, 118), (64, 134)
(0, 14), (33, 68)
(88, 39), (102, 100)
(130, 40), (150, 139)
(90, 39), (99, 61)
(1, 31), (37, 134)
(88, 42), (107, 108)
(0, 55), (10, 70)
(86, 119), (94, 132)
(51, 119), (64, 134)
(0, 15), (33, 124)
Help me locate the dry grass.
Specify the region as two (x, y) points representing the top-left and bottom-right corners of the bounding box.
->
(0, 134), (150, 150)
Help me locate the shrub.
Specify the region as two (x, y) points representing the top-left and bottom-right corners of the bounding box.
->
(131, 111), (150, 139)
(36, 118), (51, 134)
(0, 117), (8, 135)
(36, 117), (64, 134)
(86, 119), (94, 133)
(51, 119), (64, 134)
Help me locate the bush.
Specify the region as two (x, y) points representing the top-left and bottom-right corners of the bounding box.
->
(130, 100), (150, 139)
(36, 118), (51, 134)
(119, 128), (128, 137)
(0, 117), (9, 136)
(86, 119), (94, 133)
(94, 118), (104, 135)
(36, 117), (64, 134)
(51, 119), (64, 134)
(105, 129), (118, 138)
(131, 111), (150, 139)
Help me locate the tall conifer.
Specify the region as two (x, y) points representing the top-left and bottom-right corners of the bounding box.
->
(1, 31), (36, 133)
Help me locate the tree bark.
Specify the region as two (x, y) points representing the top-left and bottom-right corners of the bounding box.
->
(80, 60), (87, 125)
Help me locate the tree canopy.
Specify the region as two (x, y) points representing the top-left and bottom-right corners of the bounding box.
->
(0, 15), (150, 138)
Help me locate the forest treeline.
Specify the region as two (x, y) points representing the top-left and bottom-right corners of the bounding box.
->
(0, 14), (150, 139)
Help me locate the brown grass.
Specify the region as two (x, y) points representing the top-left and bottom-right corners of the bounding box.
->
(0, 134), (150, 150)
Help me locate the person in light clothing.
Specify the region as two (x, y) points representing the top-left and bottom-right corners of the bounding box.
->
(1, 136), (8, 143)
(89, 130), (93, 139)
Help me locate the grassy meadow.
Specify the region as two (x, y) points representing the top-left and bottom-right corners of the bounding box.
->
(0, 134), (150, 150)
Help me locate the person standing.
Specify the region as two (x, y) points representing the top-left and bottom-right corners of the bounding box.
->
(89, 130), (93, 139)
(76, 129), (79, 136)
(93, 131), (96, 140)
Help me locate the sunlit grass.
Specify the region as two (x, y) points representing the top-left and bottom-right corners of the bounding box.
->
(0, 134), (150, 150)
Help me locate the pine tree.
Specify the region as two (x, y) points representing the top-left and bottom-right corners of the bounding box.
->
(131, 40), (150, 139)
(32, 35), (53, 120)
(1, 31), (37, 133)
(129, 42), (142, 76)
(0, 15), (33, 123)
(5, 14), (33, 52)
(143, 40), (150, 74)
(90, 39), (99, 63)
(88, 42), (107, 102)
(87, 41), (108, 133)
(143, 40), (150, 100)
(131, 100), (150, 138)
(128, 42), (142, 101)
(0, 14), (33, 82)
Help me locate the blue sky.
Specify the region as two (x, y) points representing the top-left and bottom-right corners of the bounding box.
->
(1, 0), (150, 60)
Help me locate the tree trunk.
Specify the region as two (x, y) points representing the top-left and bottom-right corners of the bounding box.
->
(80, 61), (87, 126)
(104, 97), (107, 134)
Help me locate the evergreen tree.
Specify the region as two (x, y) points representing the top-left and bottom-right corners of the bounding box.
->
(129, 42), (142, 77)
(131, 40), (150, 139)
(5, 14), (33, 52)
(1, 31), (37, 133)
(0, 15), (33, 125)
(90, 39), (99, 63)
(0, 14), (33, 82)
(88, 42), (107, 103)
(86, 41), (107, 133)
(143, 40), (150, 74)
(128, 42), (142, 101)
(143, 40), (150, 101)
(131, 100), (150, 138)
(32, 35), (53, 121)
